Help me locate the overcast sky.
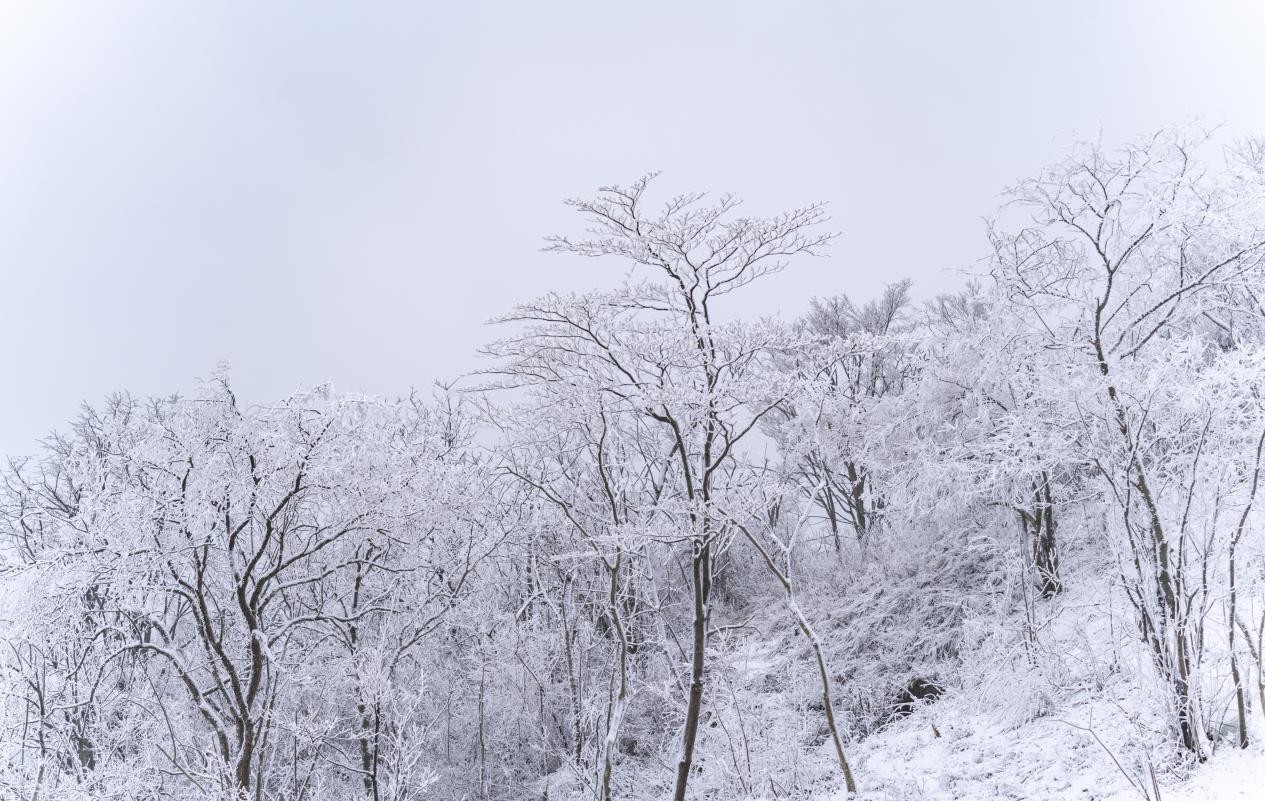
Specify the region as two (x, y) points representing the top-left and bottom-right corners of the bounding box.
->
(3, 1), (1265, 456)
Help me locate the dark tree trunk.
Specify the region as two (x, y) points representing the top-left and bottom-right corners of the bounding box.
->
(1031, 476), (1062, 597)
(673, 541), (712, 801)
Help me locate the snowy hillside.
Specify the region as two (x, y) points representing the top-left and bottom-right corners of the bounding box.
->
(4, 128), (1265, 800)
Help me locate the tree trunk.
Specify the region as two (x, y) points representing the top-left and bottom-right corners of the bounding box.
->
(672, 542), (711, 801)
(793, 601), (856, 794)
(1031, 477), (1061, 597)
(599, 552), (629, 801)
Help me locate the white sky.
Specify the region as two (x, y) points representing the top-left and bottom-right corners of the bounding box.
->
(3, 1), (1265, 456)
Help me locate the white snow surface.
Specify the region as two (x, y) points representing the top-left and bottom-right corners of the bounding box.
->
(715, 538), (1265, 801)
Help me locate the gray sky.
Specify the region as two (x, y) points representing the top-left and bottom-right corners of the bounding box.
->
(3, 1), (1265, 456)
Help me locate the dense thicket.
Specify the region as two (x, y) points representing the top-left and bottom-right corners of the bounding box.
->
(4, 127), (1265, 800)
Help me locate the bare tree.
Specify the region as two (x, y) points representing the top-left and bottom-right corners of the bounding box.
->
(768, 281), (913, 547)
(0, 378), (493, 799)
(995, 127), (1265, 753)
(724, 472), (857, 793)
(485, 174), (834, 800)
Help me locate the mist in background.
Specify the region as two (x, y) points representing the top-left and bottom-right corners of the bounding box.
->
(3, 1), (1264, 455)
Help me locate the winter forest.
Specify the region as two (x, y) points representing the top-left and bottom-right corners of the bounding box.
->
(5, 126), (1265, 801)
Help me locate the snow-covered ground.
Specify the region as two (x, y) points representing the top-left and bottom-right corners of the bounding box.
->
(709, 531), (1265, 801)
(847, 697), (1265, 800)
